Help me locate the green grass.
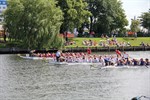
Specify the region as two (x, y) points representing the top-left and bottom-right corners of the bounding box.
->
(117, 37), (150, 46)
(0, 38), (23, 48)
(0, 43), (6, 48)
(0, 37), (150, 49)
(66, 37), (150, 47)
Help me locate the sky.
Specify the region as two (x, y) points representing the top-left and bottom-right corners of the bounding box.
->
(121, 0), (150, 28)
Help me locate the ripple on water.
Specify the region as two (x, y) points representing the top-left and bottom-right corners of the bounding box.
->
(0, 54), (150, 100)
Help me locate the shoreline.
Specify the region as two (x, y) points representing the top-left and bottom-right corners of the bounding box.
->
(0, 46), (150, 54)
(65, 46), (150, 52)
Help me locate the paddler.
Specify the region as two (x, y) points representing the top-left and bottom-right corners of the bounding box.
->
(87, 47), (91, 55)
(56, 50), (61, 62)
(115, 49), (121, 56)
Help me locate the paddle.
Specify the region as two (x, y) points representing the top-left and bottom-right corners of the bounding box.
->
(145, 65), (149, 68)
(131, 96), (150, 100)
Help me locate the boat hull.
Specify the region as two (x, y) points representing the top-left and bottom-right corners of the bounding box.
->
(19, 55), (53, 60)
(49, 62), (149, 68)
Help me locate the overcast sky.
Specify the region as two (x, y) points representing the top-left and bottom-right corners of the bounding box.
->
(121, 0), (150, 27)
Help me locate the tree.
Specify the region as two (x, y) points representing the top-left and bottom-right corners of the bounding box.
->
(130, 19), (140, 32)
(56, 0), (91, 33)
(110, 0), (128, 31)
(140, 10), (150, 34)
(86, 0), (128, 35)
(3, 0), (63, 49)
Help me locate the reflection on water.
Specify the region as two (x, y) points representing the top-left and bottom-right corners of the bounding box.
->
(0, 51), (150, 100)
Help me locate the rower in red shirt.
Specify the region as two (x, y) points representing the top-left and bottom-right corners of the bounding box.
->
(115, 49), (121, 56)
(87, 47), (91, 55)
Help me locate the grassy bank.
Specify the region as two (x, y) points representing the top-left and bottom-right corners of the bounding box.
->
(0, 38), (22, 48)
(66, 37), (150, 47)
(0, 37), (150, 49)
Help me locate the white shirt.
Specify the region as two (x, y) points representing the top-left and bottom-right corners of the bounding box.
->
(123, 54), (128, 59)
(56, 51), (60, 57)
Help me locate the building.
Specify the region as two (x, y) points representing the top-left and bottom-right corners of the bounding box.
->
(0, 0), (7, 37)
(0, 0), (7, 22)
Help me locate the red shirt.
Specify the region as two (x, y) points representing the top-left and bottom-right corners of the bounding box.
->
(116, 50), (121, 56)
(87, 48), (91, 54)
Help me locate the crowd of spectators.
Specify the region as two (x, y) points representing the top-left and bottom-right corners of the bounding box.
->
(82, 36), (131, 47)
(65, 41), (76, 46)
(82, 39), (98, 46)
(140, 42), (149, 47)
(99, 38), (131, 47)
(62, 31), (149, 47)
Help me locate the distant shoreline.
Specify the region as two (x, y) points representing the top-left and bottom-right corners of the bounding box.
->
(0, 46), (150, 54)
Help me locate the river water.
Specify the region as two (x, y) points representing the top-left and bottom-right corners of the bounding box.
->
(0, 51), (150, 100)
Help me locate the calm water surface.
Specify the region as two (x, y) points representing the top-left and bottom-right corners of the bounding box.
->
(0, 51), (150, 100)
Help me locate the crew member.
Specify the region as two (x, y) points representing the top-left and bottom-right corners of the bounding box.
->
(123, 52), (129, 59)
(87, 47), (91, 55)
(115, 49), (121, 56)
(56, 50), (61, 62)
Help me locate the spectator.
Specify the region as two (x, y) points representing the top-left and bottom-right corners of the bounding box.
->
(90, 31), (95, 37)
(3, 33), (6, 42)
(127, 42), (131, 46)
(101, 34), (104, 38)
(73, 28), (79, 37)
(125, 32), (128, 37)
(140, 42), (145, 46)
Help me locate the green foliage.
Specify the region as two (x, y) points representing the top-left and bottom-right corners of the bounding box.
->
(3, 0), (63, 49)
(56, 0), (91, 32)
(110, 1), (128, 30)
(0, 43), (6, 48)
(130, 19), (140, 32)
(140, 11), (150, 31)
(86, 0), (128, 34)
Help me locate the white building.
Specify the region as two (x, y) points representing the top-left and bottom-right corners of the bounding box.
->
(0, 0), (7, 22)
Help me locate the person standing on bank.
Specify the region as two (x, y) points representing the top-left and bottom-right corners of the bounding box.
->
(56, 50), (61, 62)
(3, 33), (6, 42)
(3, 26), (7, 43)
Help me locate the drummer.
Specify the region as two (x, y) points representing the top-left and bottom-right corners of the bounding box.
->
(56, 50), (61, 62)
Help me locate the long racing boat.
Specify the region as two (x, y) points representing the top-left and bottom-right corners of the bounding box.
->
(48, 61), (149, 69)
(19, 55), (53, 60)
